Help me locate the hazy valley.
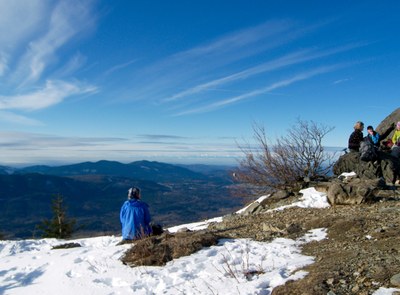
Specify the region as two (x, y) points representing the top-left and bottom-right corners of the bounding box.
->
(0, 160), (243, 239)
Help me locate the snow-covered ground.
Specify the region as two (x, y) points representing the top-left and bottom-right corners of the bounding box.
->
(0, 187), (398, 295)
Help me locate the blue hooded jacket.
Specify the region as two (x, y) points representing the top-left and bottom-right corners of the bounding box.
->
(120, 199), (152, 240)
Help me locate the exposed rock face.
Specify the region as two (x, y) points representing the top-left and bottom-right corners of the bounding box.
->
(327, 178), (386, 205)
(376, 107), (400, 141)
(333, 151), (399, 183)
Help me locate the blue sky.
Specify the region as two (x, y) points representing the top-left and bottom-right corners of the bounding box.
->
(0, 0), (399, 166)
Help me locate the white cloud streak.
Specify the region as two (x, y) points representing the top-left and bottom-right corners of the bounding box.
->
(0, 80), (97, 111)
(54, 53), (88, 78)
(105, 59), (138, 76)
(165, 43), (364, 102)
(0, 0), (47, 48)
(12, 0), (96, 85)
(0, 1), (98, 125)
(0, 52), (8, 76)
(0, 111), (43, 126)
(174, 65), (345, 116)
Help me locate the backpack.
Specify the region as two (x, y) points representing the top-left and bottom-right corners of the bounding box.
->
(360, 137), (377, 162)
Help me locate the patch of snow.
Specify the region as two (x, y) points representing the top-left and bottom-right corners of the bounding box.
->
(0, 229), (328, 295)
(372, 287), (400, 295)
(236, 194), (270, 214)
(168, 217), (223, 233)
(271, 187), (330, 211)
(339, 171), (357, 181)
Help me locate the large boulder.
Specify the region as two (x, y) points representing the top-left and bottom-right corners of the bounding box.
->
(327, 178), (385, 205)
(376, 107), (400, 141)
(333, 151), (399, 183)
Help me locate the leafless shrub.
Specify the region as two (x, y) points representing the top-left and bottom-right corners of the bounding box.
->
(235, 119), (335, 195)
(218, 242), (265, 282)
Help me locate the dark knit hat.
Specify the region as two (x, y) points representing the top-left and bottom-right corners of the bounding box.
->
(128, 187), (140, 199)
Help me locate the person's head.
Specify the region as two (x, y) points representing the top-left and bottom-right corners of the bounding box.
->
(367, 125), (374, 135)
(397, 121), (400, 130)
(128, 186), (141, 200)
(354, 121), (364, 131)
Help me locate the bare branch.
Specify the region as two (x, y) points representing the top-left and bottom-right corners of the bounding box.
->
(235, 119), (335, 195)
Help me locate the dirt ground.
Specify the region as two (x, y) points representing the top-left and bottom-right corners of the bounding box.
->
(208, 196), (400, 295)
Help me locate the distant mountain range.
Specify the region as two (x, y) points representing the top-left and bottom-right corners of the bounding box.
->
(0, 160), (242, 239)
(16, 160), (210, 182)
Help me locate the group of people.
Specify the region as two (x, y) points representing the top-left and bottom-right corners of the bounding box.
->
(348, 121), (400, 157)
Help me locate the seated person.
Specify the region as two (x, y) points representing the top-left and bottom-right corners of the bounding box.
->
(120, 186), (152, 241)
(366, 125), (380, 147)
(392, 122), (400, 146)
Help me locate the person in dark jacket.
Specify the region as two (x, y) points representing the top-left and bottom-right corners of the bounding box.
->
(348, 121), (364, 152)
(120, 186), (152, 240)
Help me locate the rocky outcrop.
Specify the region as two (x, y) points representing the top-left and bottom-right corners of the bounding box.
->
(376, 107), (400, 141)
(327, 178), (386, 205)
(333, 151), (400, 183)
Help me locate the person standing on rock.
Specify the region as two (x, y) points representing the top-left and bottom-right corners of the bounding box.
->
(120, 186), (152, 241)
(348, 121), (364, 152)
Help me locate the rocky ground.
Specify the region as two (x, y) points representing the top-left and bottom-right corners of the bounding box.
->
(209, 191), (400, 295)
(122, 187), (400, 294)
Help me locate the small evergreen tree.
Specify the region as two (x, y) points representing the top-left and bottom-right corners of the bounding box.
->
(36, 194), (77, 239)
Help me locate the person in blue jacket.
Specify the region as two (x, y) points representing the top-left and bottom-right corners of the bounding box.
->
(120, 186), (152, 240)
(366, 125), (380, 147)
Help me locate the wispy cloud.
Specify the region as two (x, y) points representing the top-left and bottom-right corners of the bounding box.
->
(54, 53), (88, 78)
(0, 131), (241, 166)
(105, 59), (138, 76)
(173, 20), (292, 60)
(0, 52), (7, 76)
(0, 111), (43, 126)
(13, 0), (96, 85)
(165, 43), (364, 102)
(333, 78), (351, 85)
(137, 134), (188, 141)
(0, 80), (97, 112)
(174, 64), (346, 116)
(0, 0), (47, 48)
(138, 20), (296, 86)
(0, 1), (99, 125)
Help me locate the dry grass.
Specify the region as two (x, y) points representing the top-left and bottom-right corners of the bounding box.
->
(121, 230), (219, 267)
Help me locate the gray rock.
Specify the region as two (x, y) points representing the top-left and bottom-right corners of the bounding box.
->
(376, 107), (400, 141)
(242, 202), (262, 215)
(390, 273), (400, 287)
(327, 178), (384, 205)
(333, 151), (399, 184)
(262, 223), (284, 233)
(286, 223), (302, 234)
(268, 190), (290, 201)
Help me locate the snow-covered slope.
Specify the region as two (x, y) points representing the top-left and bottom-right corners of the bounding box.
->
(0, 188), (397, 295)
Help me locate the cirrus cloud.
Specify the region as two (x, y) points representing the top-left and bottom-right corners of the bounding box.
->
(0, 80), (97, 112)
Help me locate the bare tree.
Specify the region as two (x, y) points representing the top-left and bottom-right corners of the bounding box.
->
(235, 119), (335, 195)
